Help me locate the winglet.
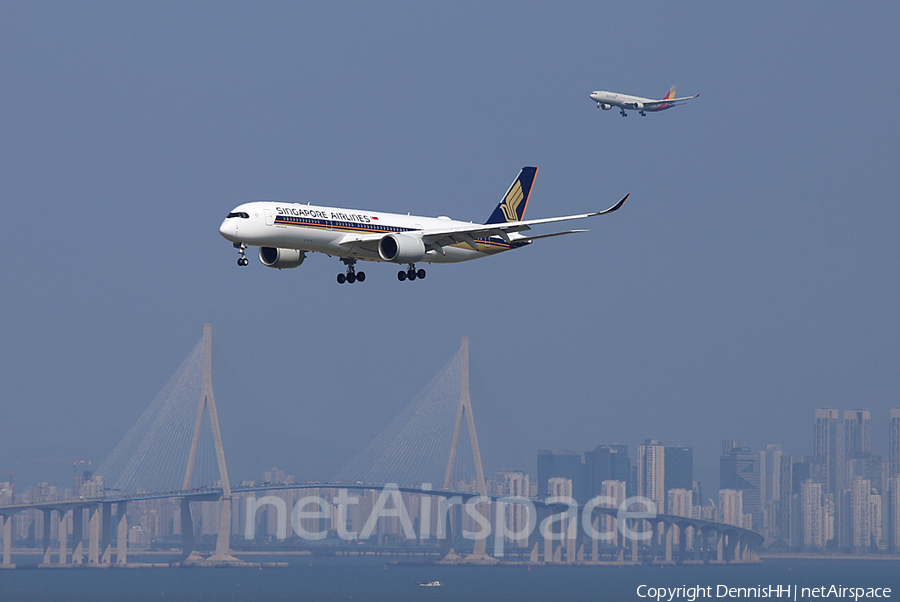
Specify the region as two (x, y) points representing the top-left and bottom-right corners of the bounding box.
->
(594, 193), (630, 216)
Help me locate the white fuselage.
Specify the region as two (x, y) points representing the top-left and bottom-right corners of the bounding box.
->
(590, 91), (665, 111)
(218, 201), (523, 264)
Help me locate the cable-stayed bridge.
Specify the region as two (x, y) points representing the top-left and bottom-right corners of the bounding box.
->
(0, 326), (762, 568)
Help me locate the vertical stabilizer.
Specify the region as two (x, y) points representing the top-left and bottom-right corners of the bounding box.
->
(664, 85), (677, 100)
(485, 167), (538, 224)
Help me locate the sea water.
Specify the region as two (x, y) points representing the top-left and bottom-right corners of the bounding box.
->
(0, 556), (896, 601)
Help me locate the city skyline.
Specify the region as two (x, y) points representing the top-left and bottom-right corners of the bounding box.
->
(6, 404), (900, 554)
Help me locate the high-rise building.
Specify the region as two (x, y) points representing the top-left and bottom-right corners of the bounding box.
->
(664, 446), (693, 493)
(776, 455), (814, 543)
(719, 489), (743, 527)
(537, 450), (585, 502)
(600, 480), (627, 544)
(815, 408), (843, 496)
(761, 444), (782, 503)
(584, 445), (630, 499)
(800, 480), (825, 551)
(890, 409), (900, 478)
(637, 440), (665, 513)
(847, 454), (884, 495)
(851, 478), (872, 554)
(667, 488), (693, 547)
(887, 477), (900, 553)
(844, 410), (871, 458)
(870, 490), (883, 550)
(815, 408), (844, 548)
(548, 477), (573, 499)
(667, 488), (693, 517)
(720, 441), (761, 530)
(495, 470), (531, 547)
(495, 470), (530, 498)
(759, 444), (782, 537)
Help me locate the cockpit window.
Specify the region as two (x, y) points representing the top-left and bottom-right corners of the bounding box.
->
(227, 212), (250, 219)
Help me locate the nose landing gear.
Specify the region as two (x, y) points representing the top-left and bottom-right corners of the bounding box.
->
(337, 258), (365, 284)
(234, 242), (249, 266)
(397, 264), (426, 282)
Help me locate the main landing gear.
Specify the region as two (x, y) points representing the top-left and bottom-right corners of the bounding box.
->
(620, 108), (627, 117)
(639, 110), (646, 117)
(337, 258), (365, 284)
(397, 264), (426, 282)
(234, 242), (249, 266)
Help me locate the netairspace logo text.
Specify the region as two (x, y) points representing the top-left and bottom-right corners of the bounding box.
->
(636, 585), (892, 602)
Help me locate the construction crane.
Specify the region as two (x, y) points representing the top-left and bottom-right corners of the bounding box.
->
(28, 458), (91, 496)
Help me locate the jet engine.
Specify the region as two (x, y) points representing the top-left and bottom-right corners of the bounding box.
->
(600, 103), (612, 110)
(259, 247), (306, 269)
(378, 233), (426, 263)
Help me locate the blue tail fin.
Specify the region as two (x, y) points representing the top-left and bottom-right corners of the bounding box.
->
(485, 167), (537, 224)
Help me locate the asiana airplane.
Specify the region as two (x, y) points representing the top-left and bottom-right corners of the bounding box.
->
(589, 85), (700, 117)
(218, 167), (628, 284)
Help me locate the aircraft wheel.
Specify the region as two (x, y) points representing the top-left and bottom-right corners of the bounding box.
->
(337, 273), (346, 284)
(407, 269), (417, 281)
(397, 270), (407, 281)
(347, 273), (356, 284)
(416, 269), (426, 279)
(356, 271), (366, 282)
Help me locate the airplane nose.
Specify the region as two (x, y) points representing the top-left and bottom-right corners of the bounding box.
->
(219, 219), (233, 240)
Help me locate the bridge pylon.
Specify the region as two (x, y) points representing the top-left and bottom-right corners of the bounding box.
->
(180, 323), (240, 565)
(441, 336), (494, 563)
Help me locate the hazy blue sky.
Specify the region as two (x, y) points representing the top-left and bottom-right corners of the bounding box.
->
(2, 2), (898, 493)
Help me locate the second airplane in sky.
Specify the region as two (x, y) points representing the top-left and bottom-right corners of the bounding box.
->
(590, 85), (700, 117)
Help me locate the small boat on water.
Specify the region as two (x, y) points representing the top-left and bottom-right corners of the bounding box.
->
(417, 580), (443, 587)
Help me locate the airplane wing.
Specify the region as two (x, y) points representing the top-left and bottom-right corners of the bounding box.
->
(338, 194), (629, 253)
(642, 93), (700, 107)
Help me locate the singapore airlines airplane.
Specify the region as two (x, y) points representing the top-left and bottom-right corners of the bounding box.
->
(589, 85), (699, 117)
(218, 167), (628, 284)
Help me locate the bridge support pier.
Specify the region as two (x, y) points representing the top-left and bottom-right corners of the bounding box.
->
(88, 504), (100, 564)
(1, 514), (12, 567)
(42, 510), (52, 564)
(101, 503), (113, 564)
(0, 514), (15, 568)
(207, 496), (241, 564)
(631, 519), (639, 562)
(664, 522), (673, 563)
(72, 508), (83, 564)
(57, 510), (67, 564)
(179, 498), (200, 563)
(116, 502), (127, 565)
